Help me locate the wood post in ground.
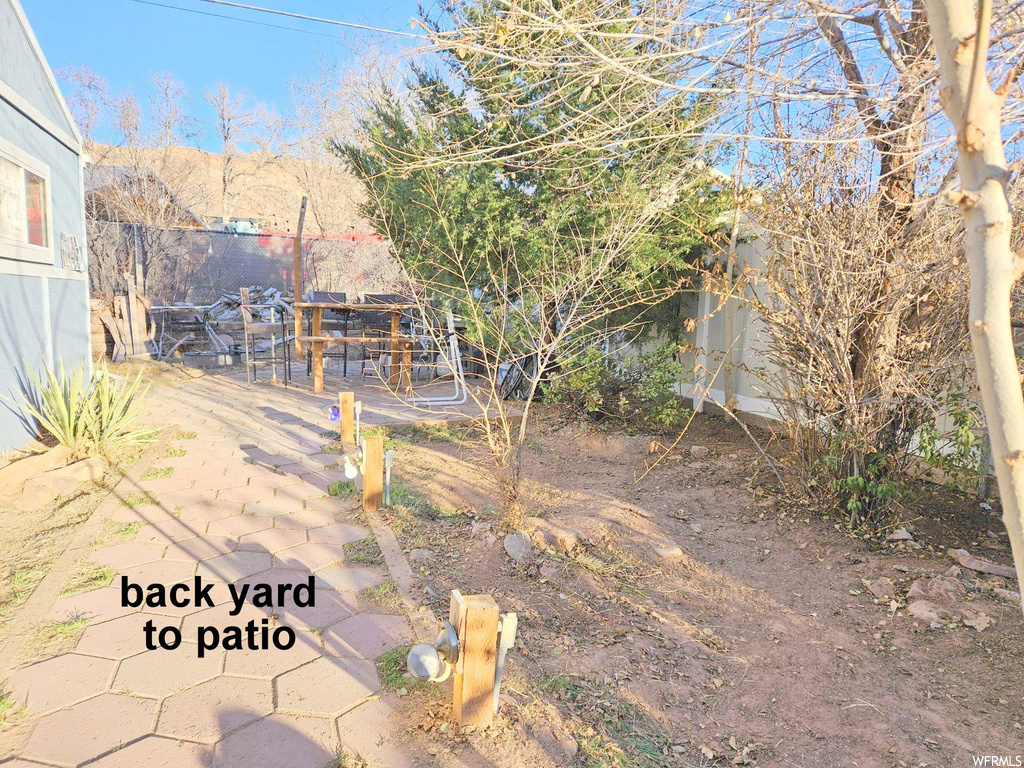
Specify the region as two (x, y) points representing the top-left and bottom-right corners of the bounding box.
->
(449, 590), (500, 728)
(311, 308), (323, 393)
(388, 311), (401, 386)
(362, 434), (384, 512)
(339, 391), (355, 445)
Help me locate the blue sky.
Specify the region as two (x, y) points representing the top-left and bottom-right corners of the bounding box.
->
(21, 0), (429, 148)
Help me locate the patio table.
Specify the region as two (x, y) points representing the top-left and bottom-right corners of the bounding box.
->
(293, 301), (416, 393)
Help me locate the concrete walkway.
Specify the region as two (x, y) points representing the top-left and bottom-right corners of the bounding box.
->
(3, 375), (422, 767)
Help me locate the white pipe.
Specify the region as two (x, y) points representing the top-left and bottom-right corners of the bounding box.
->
(409, 334), (467, 405)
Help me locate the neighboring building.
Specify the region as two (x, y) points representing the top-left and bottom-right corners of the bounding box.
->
(0, 0), (90, 451)
(85, 165), (205, 228)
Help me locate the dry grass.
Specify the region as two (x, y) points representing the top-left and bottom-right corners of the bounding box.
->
(0, 438), (152, 646)
(361, 579), (403, 613)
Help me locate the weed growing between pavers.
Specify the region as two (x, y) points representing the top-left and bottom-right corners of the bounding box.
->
(361, 579), (402, 613)
(60, 562), (115, 595)
(119, 492), (157, 508)
(90, 520), (142, 547)
(0, 692), (13, 721)
(25, 616), (92, 657)
(343, 537), (384, 565)
(329, 480), (357, 497)
(165, 446), (186, 458)
(140, 466), (174, 480)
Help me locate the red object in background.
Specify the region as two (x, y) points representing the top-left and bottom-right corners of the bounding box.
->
(24, 171), (46, 246)
(260, 230), (385, 243)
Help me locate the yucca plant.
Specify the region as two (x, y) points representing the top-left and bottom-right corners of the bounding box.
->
(16, 362), (158, 459)
(84, 365), (159, 451)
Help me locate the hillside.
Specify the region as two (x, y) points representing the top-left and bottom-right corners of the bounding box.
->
(88, 143), (372, 235)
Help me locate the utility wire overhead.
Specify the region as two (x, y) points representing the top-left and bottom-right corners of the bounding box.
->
(198, 0), (429, 39)
(129, 0), (351, 40)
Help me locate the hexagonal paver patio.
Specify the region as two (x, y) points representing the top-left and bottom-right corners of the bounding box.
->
(76, 613), (182, 660)
(90, 735), (212, 767)
(20, 693), (155, 766)
(213, 713), (337, 768)
(321, 613), (415, 659)
(196, 551), (274, 582)
(276, 657), (379, 715)
(2, 376), (427, 767)
(6, 653), (115, 713)
(158, 676), (273, 743)
(114, 644), (224, 697)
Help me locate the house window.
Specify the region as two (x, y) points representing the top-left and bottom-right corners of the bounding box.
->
(0, 154), (49, 248)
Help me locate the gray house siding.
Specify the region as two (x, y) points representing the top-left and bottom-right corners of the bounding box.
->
(0, 0), (76, 139)
(0, 0), (89, 452)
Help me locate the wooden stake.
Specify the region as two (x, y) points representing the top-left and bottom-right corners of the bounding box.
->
(293, 196), (307, 356)
(388, 311), (401, 386)
(362, 434), (384, 512)
(339, 391), (355, 445)
(449, 590), (499, 728)
(311, 308), (323, 393)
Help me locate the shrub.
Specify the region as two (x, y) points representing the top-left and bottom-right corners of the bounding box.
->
(16, 362), (158, 459)
(548, 345), (690, 433)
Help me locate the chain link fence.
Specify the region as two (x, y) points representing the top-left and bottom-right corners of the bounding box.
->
(88, 221), (402, 304)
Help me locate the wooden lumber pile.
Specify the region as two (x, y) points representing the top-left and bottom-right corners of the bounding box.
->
(96, 274), (155, 362)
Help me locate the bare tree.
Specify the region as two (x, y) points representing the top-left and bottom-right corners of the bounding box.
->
(203, 84), (280, 222)
(59, 64), (108, 147)
(62, 70), (208, 300)
(926, 0), (1024, 605)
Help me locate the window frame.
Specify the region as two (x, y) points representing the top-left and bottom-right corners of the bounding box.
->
(0, 135), (53, 266)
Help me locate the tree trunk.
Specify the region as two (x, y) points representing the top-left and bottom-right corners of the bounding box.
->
(925, 0), (1024, 611)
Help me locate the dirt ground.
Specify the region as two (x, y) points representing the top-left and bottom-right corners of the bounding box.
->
(0, 360), (197, 646)
(372, 411), (1024, 768)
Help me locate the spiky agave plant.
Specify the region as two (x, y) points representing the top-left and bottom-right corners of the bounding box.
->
(16, 362), (158, 459)
(84, 365), (159, 452)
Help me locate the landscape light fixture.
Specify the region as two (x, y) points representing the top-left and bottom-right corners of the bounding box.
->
(406, 592), (519, 725)
(339, 437), (367, 480)
(406, 620), (459, 683)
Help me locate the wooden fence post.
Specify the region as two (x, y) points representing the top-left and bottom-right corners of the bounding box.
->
(339, 391), (355, 445)
(362, 434), (384, 512)
(449, 590), (500, 728)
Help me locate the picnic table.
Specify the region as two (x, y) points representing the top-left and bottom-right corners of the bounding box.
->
(293, 301), (417, 393)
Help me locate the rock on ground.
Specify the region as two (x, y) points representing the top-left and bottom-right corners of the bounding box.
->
(653, 542), (684, 559)
(504, 531), (532, 564)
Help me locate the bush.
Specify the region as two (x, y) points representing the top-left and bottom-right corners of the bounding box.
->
(16, 362), (158, 459)
(548, 345), (690, 433)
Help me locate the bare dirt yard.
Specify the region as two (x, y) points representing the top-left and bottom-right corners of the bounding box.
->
(369, 411), (1024, 768)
